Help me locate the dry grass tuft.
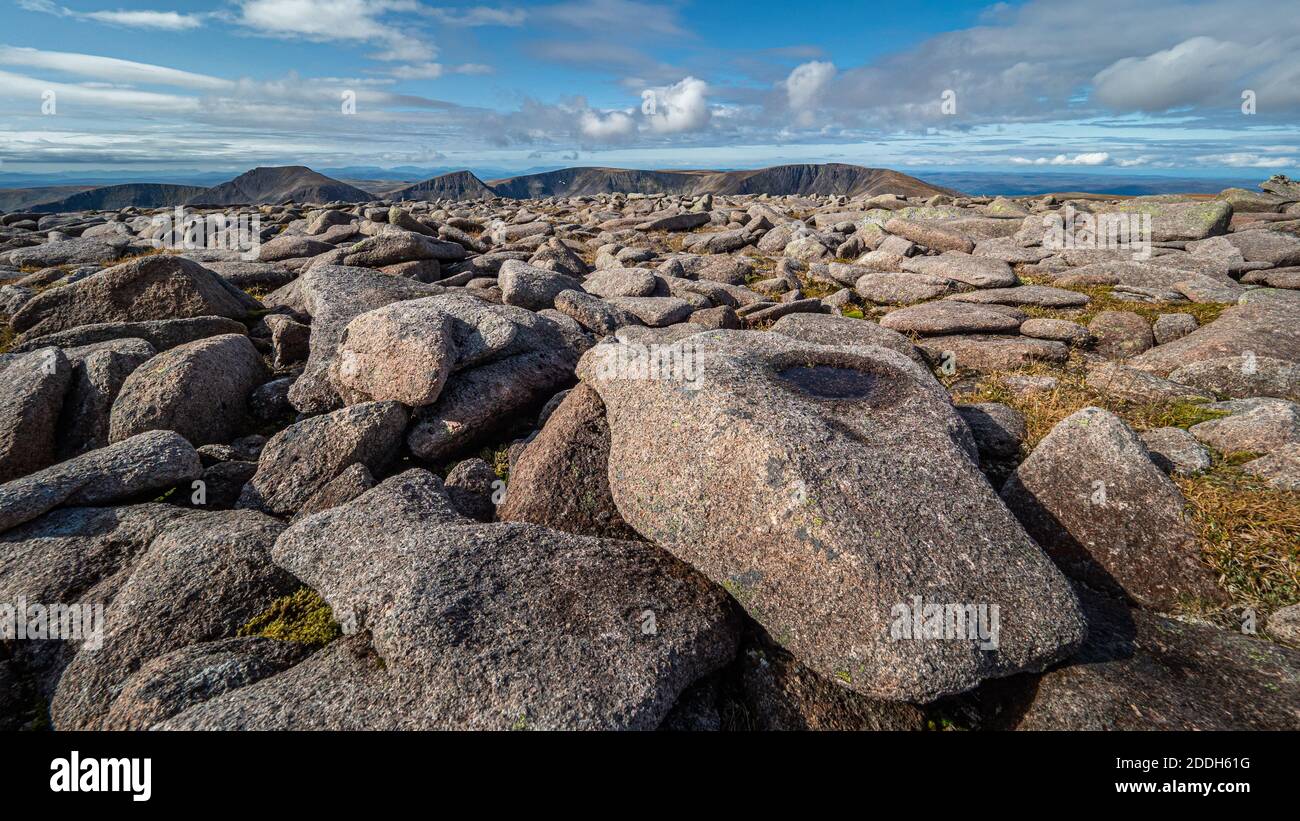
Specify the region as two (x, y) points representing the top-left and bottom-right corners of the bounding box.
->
(1177, 462), (1300, 610)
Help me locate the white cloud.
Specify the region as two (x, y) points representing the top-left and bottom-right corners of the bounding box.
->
(236, 0), (435, 62)
(387, 62), (444, 79)
(421, 6), (526, 26)
(1092, 36), (1268, 111)
(0, 45), (234, 91)
(580, 109), (636, 141)
(784, 61), (835, 111)
(640, 76), (710, 134)
(17, 0), (206, 30)
(1010, 152), (1111, 166)
(1197, 153), (1297, 168)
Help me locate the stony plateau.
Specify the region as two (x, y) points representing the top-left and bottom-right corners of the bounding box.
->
(1, 167), (1297, 732)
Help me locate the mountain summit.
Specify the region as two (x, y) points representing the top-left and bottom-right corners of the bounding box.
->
(188, 166), (373, 206)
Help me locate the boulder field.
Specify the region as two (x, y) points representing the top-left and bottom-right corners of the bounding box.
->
(2, 176), (1298, 730)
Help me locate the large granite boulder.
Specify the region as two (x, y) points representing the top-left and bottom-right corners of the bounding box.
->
(580, 330), (1085, 702)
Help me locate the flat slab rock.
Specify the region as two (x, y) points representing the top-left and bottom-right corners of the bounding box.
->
(880, 300), (1024, 335)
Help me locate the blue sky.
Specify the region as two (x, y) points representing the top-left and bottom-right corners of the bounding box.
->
(1, 0), (1298, 177)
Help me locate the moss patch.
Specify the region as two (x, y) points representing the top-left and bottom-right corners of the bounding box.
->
(1017, 284), (1232, 327)
(238, 587), (342, 648)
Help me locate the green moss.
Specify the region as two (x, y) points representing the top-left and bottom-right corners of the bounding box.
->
(1018, 284), (1232, 327)
(1130, 398), (1230, 430)
(0, 324), (15, 355)
(238, 588), (342, 648)
(476, 445), (511, 482)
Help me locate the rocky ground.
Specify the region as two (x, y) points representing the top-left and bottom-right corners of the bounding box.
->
(0, 175), (1297, 731)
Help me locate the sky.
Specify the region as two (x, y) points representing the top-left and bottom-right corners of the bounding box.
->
(1, 0), (1298, 179)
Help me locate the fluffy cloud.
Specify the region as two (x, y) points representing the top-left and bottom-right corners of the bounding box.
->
(1010, 152), (1111, 166)
(639, 77), (710, 134)
(1092, 37), (1267, 111)
(784, 61), (835, 111)
(579, 109), (636, 141)
(235, 0), (434, 62)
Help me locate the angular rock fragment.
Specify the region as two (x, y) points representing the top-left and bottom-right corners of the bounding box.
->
(1001, 407), (1226, 610)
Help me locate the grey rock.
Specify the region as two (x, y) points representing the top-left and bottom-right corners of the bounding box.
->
(582, 330), (1085, 703)
(1018, 318), (1092, 346)
(770, 312), (925, 364)
(10, 316), (248, 356)
(51, 509), (294, 729)
(901, 253), (1017, 288)
(916, 335), (1069, 371)
(582, 267), (659, 298)
(1085, 361), (1214, 405)
(264, 314), (310, 369)
(1169, 355), (1300, 402)
(1189, 398), (1300, 454)
(101, 637), (310, 731)
(0, 430), (202, 534)
(57, 339), (156, 458)
(272, 265), (443, 414)
(238, 401), (408, 516)
(604, 296), (693, 327)
(291, 462), (374, 523)
(947, 285), (1088, 308)
(739, 633), (926, 731)
(0, 347), (72, 482)
(443, 457), (497, 522)
(167, 470), (739, 730)
(1152, 312), (1198, 345)
(11, 256), (259, 343)
(1129, 290), (1300, 376)
(881, 301), (1023, 335)
(498, 259), (584, 310)
(1140, 427), (1212, 476)
(1088, 310), (1154, 359)
(1240, 443), (1300, 490)
(497, 383), (638, 539)
(109, 334), (268, 447)
(854, 271), (952, 304)
(970, 587), (1300, 730)
(1001, 407), (1226, 610)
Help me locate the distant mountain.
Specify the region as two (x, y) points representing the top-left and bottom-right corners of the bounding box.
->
(30, 183), (209, 213)
(188, 166), (373, 206)
(0, 185), (96, 211)
(392, 170), (500, 201)
(487, 167), (708, 198)
(703, 164), (957, 198)
(485, 163), (955, 199)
